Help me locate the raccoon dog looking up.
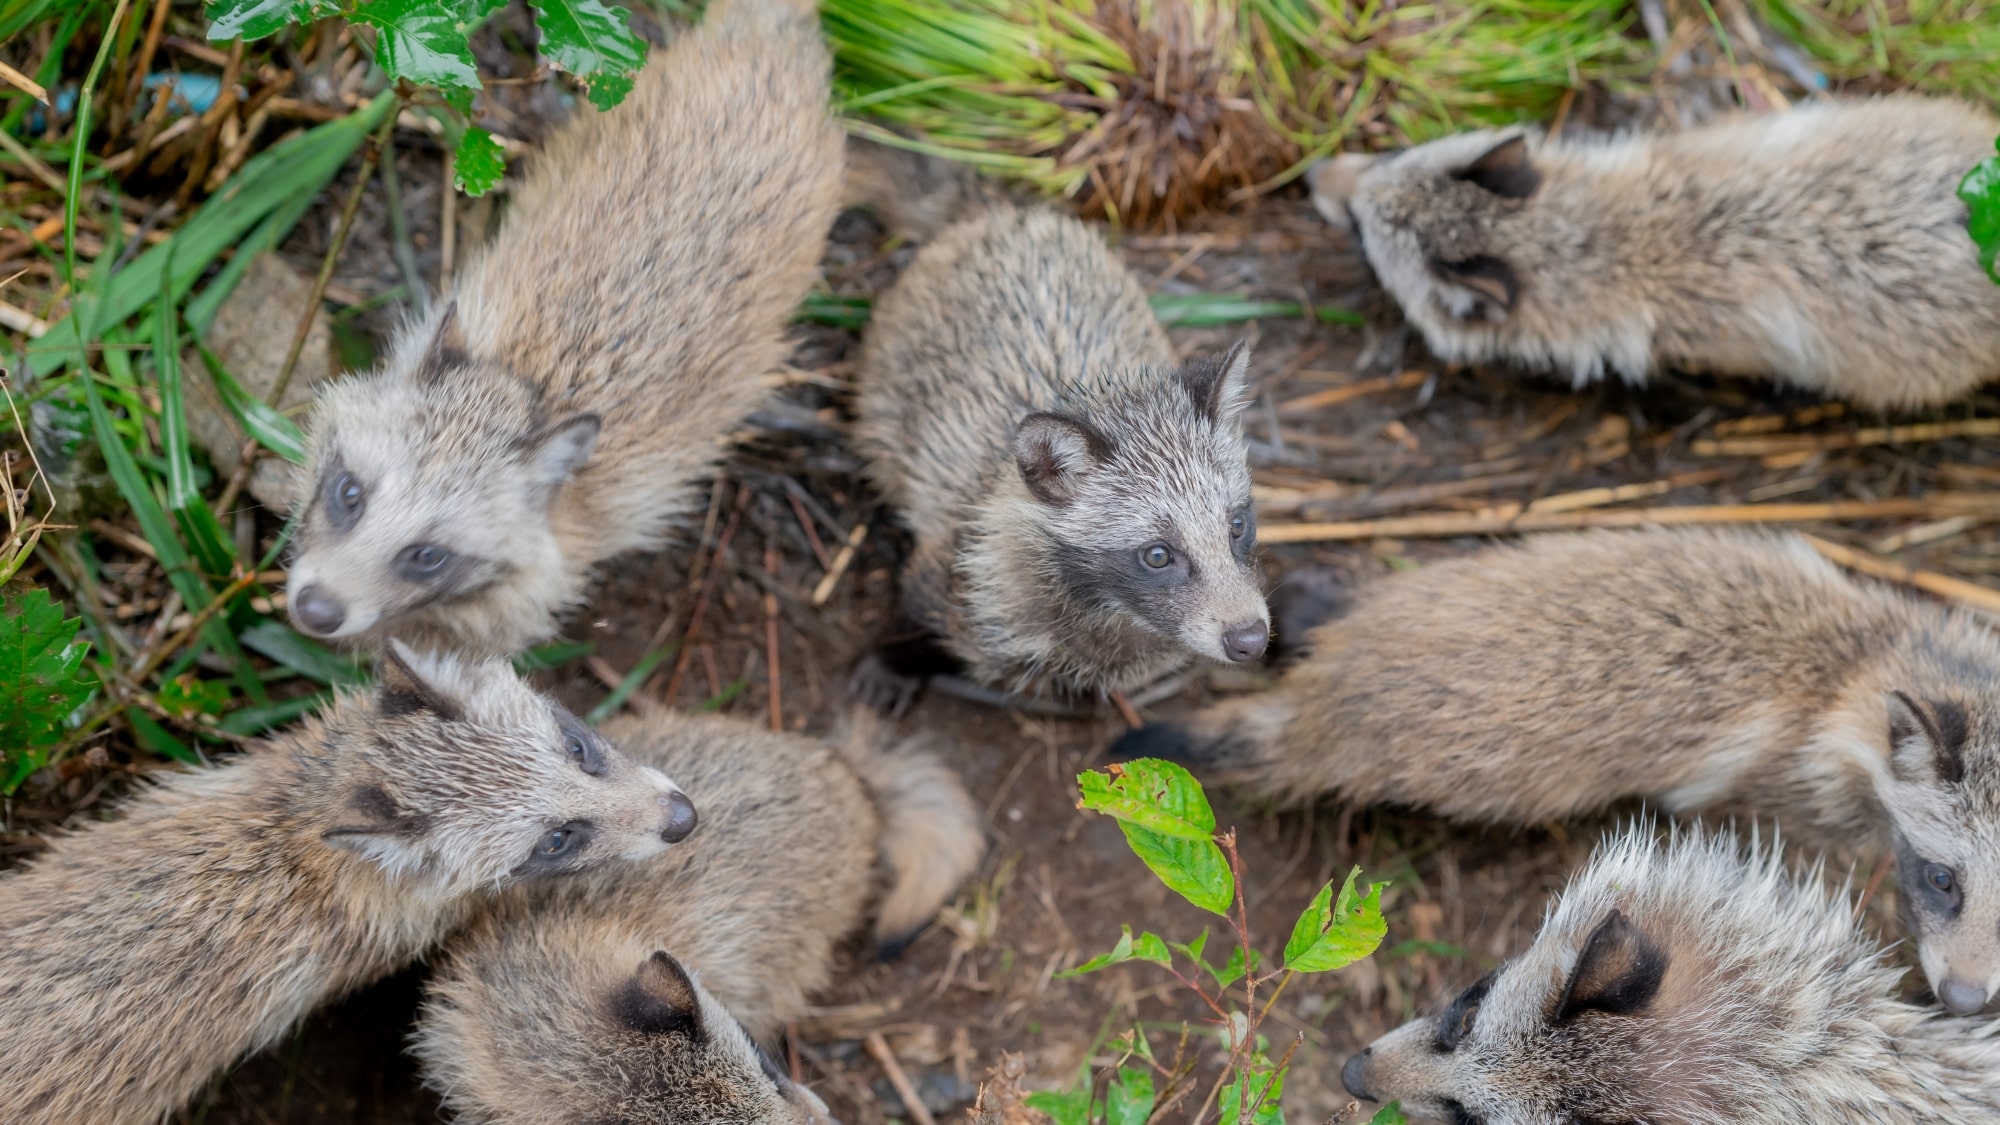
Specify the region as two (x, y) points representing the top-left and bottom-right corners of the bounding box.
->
(412, 709), (985, 1123)
(0, 643), (697, 1125)
(1117, 528), (2000, 1014)
(286, 0), (843, 654)
(1308, 95), (2000, 410)
(847, 146), (1271, 708)
(1343, 825), (2000, 1124)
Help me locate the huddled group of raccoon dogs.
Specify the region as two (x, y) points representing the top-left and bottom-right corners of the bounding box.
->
(6, 0), (2000, 1121)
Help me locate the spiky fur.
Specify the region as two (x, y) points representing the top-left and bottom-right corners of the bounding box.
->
(1347, 825), (2000, 1124)
(0, 645), (692, 1125)
(1133, 528), (2000, 1011)
(850, 202), (1270, 699)
(287, 0), (843, 654)
(410, 709), (984, 1123)
(1308, 95), (2000, 410)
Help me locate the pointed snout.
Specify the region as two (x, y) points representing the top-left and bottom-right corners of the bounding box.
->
(1222, 618), (1270, 663)
(659, 789), (699, 844)
(290, 584), (347, 636)
(1939, 976), (1990, 1015)
(1342, 1048), (1375, 1101)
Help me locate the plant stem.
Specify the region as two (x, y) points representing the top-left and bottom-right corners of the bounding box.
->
(65, 0), (137, 295)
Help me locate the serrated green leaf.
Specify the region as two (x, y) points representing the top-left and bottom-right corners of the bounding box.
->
(0, 589), (96, 790)
(204, 0), (295, 42)
(1055, 925), (1171, 979)
(352, 0), (482, 88)
(1283, 867), (1388, 974)
(1106, 1066), (1154, 1125)
(1218, 1066), (1285, 1125)
(1078, 759), (1217, 840)
(1960, 142), (2000, 283)
(1369, 1103), (1408, 1125)
(453, 126), (506, 196)
(531, 0), (646, 106)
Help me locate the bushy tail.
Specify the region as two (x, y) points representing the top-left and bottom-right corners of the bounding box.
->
(832, 709), (987, 956)
(1107, 692), (1301, 798)
(842, 136), (1024, 242)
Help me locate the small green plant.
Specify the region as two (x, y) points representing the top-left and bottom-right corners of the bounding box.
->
(1035, 759), (1399, 1125)
(1, 588), (97, 791)
(202, 0), (651, 194)
(1963, 134), (2000, 283)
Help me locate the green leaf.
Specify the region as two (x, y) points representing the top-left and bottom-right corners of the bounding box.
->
(515, 640), (594, 672)
(1218, 1066), (1285, 1125)
(1283, 867), (1388, 974)
(583, 644), (674, 724)
(1078, 760), (1233, 915)
(239, 620), (366, 686)
(352, 0), (481, 89)
(1960, 141), (2000, 283)
(220, 692), (330, 736)
(1148, 293), (1364, 328)
(1055, 925), (1172, 979)
(158, 673), (234, 719)
(1106, 1066), (1154, 1125)
(1170, 928), (1210, 969)
(1211, 942), (1260, 991)
(0, 588), (96, 791)
(204, 0), (297, 41)
(126, 707), (200, 765)
(796, 292), (873, 328)
(531, 0), (647, 108)
(1023, 1088), (1092, 1125)
(194, 343), (308, 463)
(453, 126), (506, 196)
(154, 252), (199, 511)
(1369, 1103), (1408, 1125)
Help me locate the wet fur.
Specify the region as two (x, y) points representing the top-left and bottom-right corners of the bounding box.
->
(850, 197), (1270, 699)
(0, 646), (690, 1125)
(1310, 95), (2000, 410)
(411, 708), (984, 1123)
(1348, 825), (2000, 1124)
(288, 0), (843, 653)
(1133, 528), (2000, 1009)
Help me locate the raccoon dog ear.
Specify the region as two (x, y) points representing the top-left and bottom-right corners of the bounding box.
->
(1014, 411), (1111, 506)
(414, 300), (468, 382)
(1178, 341), (1254, 423)
(613, 951), (706, 1039)
(1888, 691), (1969, 787)
(1453, 134), (1540, 199)
(375, 640), (465, 722)
(523, 413), (602, 495)
(1305, 154), (1376, 226)
(322, 782), (433, 854)
(1429, 255), (1519, 314)
(1555, 909), (1668, 1023)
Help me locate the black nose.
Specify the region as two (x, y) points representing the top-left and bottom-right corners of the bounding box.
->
(1341, 1049), (1374, 1101)
(291, 585), (346, 635)
(660, 790), (699, 843)
(1939, 977), (1990, 1015)
(1223, 619), (1269, 662)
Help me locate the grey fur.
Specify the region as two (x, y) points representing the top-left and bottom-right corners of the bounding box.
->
(1308, 95), (2000, 410)
(0, 644), (692, 1125)
(411, 709), (985, 1123)
(1159, 528), (2000, 1011)
(850, 200), (1270, 699)
(1346, 825), (2000, 1124)
(287, 0), (843, 654)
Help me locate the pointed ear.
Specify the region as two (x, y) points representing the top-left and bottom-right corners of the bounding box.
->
(415, 300), (468, 383)
(612, 951), (705, 1039)
(522, 413), (602, 495)
(1013, 412), (1111, 506)
(1178, 341), (1254, 423)
(1453, 135), (1540, 199)
(1306, 154), (1376, 225)
(1888, 691), (1969, 787)
(1430, 255), (1519, 313)
(321, 782), (433, 852)
(376, 640), (464, 722)
(1555, 909), (1668, 1023)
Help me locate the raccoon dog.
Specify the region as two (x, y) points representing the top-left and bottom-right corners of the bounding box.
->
(286, 0), (843, 654)
(411, 709), (985, 1124)
(0, 643), (697, 1125)
(847, 151), (1270, 707)
(1343, 825), (2000, 1124)
(1117, 528), (2000, 1013)
(1308, 95), (2000, 410)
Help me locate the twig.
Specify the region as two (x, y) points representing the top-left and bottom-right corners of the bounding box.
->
(377, 123), (426, 309)
(810, 523), (868, 606)
(1277, 371), (1427, 415)
(0, 58), (46, 103)
(0, 128), (67, 193)
(864, 1032), (938, 1125)
(1261, 497), (2000, 544)
(764, 540), (783, 732)
(1109, 689), (1142, 729)
(1801, 534), (2000, 617)
(440, 147), (458, 291)
(783, 483), (831, 570)
(127, 568), (260, 688)
(1853, 851), (1896, 923)
(658, 499), (746, 705)
(1691, 417), (2000, 457)
(0, 297), (50, 337)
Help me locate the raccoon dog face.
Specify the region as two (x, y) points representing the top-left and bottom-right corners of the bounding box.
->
(1881, 691), (2000, 1014)
(590, 951), (837, 1125)
(1308, 130), (1538, 329)
(324, 642), (698, 893)
(1013, 341), (1270, 665)
(288, 303), (599, 651)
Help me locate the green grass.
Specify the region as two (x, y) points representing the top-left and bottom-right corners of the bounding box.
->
(1756, 1), (2000, 105)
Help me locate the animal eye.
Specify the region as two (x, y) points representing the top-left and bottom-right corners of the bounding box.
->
(1140, 543), (1175, 570)
(1925, 864), (1959, 896)
(335, 473), (362, 511)
(566, 734), (588, 763)
(1229, 514), (1247, 539)
(538, 829), (573, 857)
(403, 544), (451, 573)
